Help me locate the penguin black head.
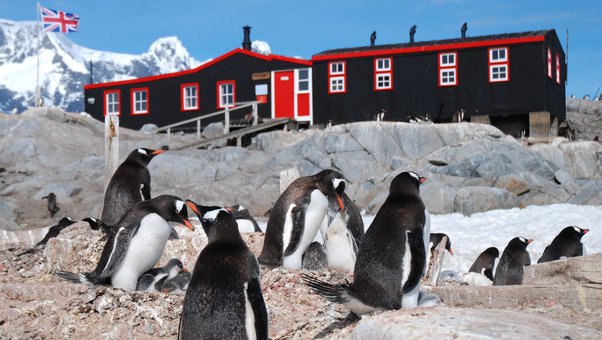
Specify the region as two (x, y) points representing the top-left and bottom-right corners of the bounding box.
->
(186, 201), (240, 243)
(430, 233), (454, 255)
(484, 247), (500, 258)
(126, 148), (164, 165)
(164, 258), (186, 275)
(560, 226), (589, 239)
(151, 195), (194, 231)
(509, 237), (533, 248)
(314, 169), (346, 211)
(390, 171), (426, 195)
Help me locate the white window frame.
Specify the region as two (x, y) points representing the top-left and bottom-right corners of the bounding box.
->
(298, 68), (310, 93)
(132, 88), (148, 115)
(376, 73), (392, 90)
(329, 62), (345, 75)
(440, 68), (457, 86)
(489, 64), (508, 82)
(489, 47), (508, 63)
(329, 76), (345, 93)
(218, 82), (235, 108)
(105, 91), (119, 115)
(440, 52), (456, 67)
(547, 48), (553, 79)
(555, 53), (561, 84)
(376, 58), (391, 71)
(182, 85), (199, 110)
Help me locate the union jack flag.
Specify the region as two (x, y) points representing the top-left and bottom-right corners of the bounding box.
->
(40, 6), (80, 33)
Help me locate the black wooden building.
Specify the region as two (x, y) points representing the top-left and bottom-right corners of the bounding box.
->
(84, 28), (313, 130)
(84, 27), (566, 137)
(311, 29), (566, 136)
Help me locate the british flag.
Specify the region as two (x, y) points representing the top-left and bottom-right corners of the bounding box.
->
(40, 6), (79, 33)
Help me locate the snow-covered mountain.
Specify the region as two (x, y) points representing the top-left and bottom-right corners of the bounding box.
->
(0, 19), (202, 113)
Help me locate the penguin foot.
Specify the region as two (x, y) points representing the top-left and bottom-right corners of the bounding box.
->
(417, 292), (441, 307)
(346, 311), (361, 321)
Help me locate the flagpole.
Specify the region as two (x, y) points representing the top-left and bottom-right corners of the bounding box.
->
(35, 2), (41, 107)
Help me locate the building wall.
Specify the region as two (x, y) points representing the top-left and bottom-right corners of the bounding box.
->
(311, 41), (562, 126)
(85, 52), (307, 130)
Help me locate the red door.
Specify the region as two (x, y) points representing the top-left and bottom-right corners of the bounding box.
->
(274, 70), (294, 118)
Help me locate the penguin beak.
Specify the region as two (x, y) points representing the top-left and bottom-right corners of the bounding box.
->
(419, 177), (427, 184)
(186, 200), (200, 216)
(182, 218), (194, 231)
(583, 229), (590, 235)
(151, 149), (164, 155)
(527, 239), (533, 244)
(336, 194), (345, 211)
(225, 205), (234, 213)
(448, 247), (454, 256)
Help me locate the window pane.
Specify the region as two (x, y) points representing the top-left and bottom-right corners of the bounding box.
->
(299, 69), (309, 80)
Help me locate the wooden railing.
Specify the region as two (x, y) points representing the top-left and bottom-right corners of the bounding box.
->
(156, 101), (259, 143)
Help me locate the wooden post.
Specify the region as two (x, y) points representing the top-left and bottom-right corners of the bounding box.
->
(252, 102), (258, 126)
(470, 115), (491, 125)
(280, 167), (300, 193)
(167, 127), (171, 144)
(529, 111), (551, 140)
(196, 120), (201, 140)
(224, 106), (230, 134)
(104, 114), (119, 188)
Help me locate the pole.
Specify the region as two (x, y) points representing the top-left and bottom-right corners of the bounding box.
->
(104, 113), (120, 188)
(35, 2), (41, 107)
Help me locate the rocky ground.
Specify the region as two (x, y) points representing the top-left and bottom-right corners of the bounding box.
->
(1, 222), (601, 339)
(1, 99), (601, 338)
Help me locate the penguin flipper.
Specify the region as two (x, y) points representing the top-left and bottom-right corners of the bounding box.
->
(301, 273), (350, 304)
(247, 277), (268, 340)
(402, 230), (426, 294)
(96, 223), (139, 278)
(283, 205), (306, 257)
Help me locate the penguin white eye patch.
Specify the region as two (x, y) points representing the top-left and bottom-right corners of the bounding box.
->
(137, 148), (148, 155)
(407, 171), (420, 182)
(203, 209), (228, 222)
(175, 200), (185, 214)
(332, 178), (345, 189)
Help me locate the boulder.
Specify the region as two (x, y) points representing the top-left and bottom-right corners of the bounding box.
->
(454, 187), (518, 215)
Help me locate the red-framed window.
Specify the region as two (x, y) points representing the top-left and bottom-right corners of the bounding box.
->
(328, 61), (346, 94)
(438, 52), (457, 86)
(130, 87), (149, 115)
(103, 90), (120, 116)
(555, 53), (561, 84)
(547, 48), (553, 79)
(217, 80), (236, 109)
(181, 83), (199, 111)
(488, 47), (509, 83)
(374, 57), (393, 91)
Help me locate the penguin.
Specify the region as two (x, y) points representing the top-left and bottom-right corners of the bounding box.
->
(180, 201), (268, 340)
(468, 247), (499, 281)
(42, 192), (60, 217)
(302, 171), (430, 316)
(82, 217), (112, 235)
(55, 195), (193, 292)
(162, 271), (193, 293)
(537, 226), (590, 263)
(429, 233), (454, 255)
(322, 193), (364, 273)
(258, 169), (346, 269)
(493, 237), (532, 286)
(226, 204), (262, 233)
(136, 258), (185, 291)
(17, 217), (76, 256)
(302, 241), (328, 271)
(101, 148), (164, 227)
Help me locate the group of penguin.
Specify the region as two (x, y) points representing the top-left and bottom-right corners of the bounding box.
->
(19, 147), (591, 339)
(440, 224), (590, 286)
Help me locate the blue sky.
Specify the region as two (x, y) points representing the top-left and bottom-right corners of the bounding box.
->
(2, 0), (601, 97)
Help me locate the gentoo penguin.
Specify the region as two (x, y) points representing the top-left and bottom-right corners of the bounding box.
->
(468, 247), (499, 281)
(55, 195), (193, 291)
(17, 217), (76, 256)
(180, 201), (268, 340)
(429, 233), (453, 255)
(42, 192), (60, 217)
(493, 237), (532, 286)
(162, 271), (192, 293)
(101, 148), (164, 227)
(258, 169), (346, 269)
(537, 226), (590, 263)
(302, 241), (328, 270)
(302, 171), (430, 316)
(322, 193), (364, 273)
(82, 217), (112, 235)
(136, 258), (185, 291)
(226, 204), (262, 233)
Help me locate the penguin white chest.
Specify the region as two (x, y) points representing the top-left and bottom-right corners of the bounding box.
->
(243, 282), (257, 340)
(283, 189), (328, 269)
(112, 213), (171, 291)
